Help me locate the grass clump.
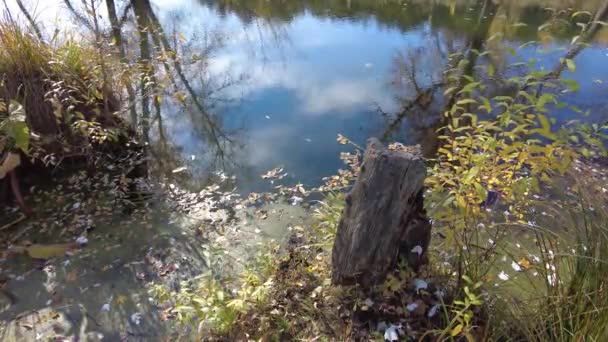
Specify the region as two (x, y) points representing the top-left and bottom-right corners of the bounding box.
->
(0, 18), (123, 156)
(489, 170), (608, 341)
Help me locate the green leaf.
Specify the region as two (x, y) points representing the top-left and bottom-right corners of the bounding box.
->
(565, 58), (576, 73)
(479, 97), (492, 113)
(562, 79), (580, 92)
(456, 99), (477, 106)
(10, 122), (30, 152)
(443, 87), (459, 96)
(537, 114), (556, 140)
(487, 63), (495, 77)
(458, 82), (482, 94)
(537, 93), (556, 111)
(571, 11), (592, 20)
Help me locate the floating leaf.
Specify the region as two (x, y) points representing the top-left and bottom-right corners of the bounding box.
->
(26, 244), (75, 259)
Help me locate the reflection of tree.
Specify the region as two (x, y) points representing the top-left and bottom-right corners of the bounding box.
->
(382, 0), (498, 156)
(200, 0), (605, 41)
(53, 0), (243, 185)
(383, 0), (608, 157)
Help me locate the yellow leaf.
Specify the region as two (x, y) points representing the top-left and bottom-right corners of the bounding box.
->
(517, 257), (532, 270)
(66, 270), (78, 282)
(451, 323), (464, 337)
(116, 295), (128, 305)
(26, 244), (75, 259)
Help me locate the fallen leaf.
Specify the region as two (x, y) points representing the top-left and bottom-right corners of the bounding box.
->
(116, 295), (128, 305)
(26, 244), (76, 259)
(517, 257), (532, 270)
(65, 270), (78, 282)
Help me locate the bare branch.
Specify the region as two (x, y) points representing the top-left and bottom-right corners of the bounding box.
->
(15, 0), (43, 40)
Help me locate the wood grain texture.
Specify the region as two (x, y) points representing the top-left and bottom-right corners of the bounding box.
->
(331, 138), (431, 286)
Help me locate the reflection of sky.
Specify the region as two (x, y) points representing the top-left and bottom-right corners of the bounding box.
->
(7, 1), (608, 194)
(178, 11), (420, 193)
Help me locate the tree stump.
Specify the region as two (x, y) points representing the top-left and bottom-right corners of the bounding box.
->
(331, 138), (431, 286)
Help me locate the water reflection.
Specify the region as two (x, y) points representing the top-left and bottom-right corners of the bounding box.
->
(8, 0), (608, 193)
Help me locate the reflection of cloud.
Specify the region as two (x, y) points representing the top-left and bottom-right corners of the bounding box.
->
(209, 49), (394, 115)
(203, 13), (401, 116)
(243, 124), (293, 165)
(299, 80), (381, 113)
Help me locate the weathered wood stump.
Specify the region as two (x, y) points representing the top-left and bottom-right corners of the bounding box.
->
(331, 138), (431, 286)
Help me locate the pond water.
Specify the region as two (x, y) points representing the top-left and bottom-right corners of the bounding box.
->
(2, 1), (608, 339)
(10, 0), (608, 193)
(147, 0), (608, 194)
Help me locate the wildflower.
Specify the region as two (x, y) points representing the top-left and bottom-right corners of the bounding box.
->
(498, 271), (510, 281)
(414, 279), (428, 292)
(406, 302), (419, 312)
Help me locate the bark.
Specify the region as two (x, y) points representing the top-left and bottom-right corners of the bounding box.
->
(331, 138), (431, 286)
(132, 0), (153, 141)
(106, 0), (138, 126)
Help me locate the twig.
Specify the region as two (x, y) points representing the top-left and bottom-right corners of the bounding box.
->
(0, 214), (26, 231)
(10, 223), (33, 243)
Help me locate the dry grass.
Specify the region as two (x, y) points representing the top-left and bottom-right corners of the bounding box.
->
(0, 18), (119, 137)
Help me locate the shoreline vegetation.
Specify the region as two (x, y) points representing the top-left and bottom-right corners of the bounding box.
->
(0, 0), (607, 341)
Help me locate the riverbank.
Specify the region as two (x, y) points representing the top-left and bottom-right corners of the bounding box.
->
(145, 155), (608, 341)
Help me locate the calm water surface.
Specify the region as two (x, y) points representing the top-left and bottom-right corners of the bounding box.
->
(17, 0), (608, 193)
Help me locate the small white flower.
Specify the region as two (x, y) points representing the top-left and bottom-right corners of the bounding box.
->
(130, 313), (143, 325)
(75, 236), (88, 245)
(414, 279), (428, 292)
(384, 324), (401, 341)
(411, 245), (423, 256)
(406, 302), (419, 312)
(428, 304), (440, 318)
(498, 271), (510, 281)
(487, 238), (494, 245)
(101, 303), (110, 312)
